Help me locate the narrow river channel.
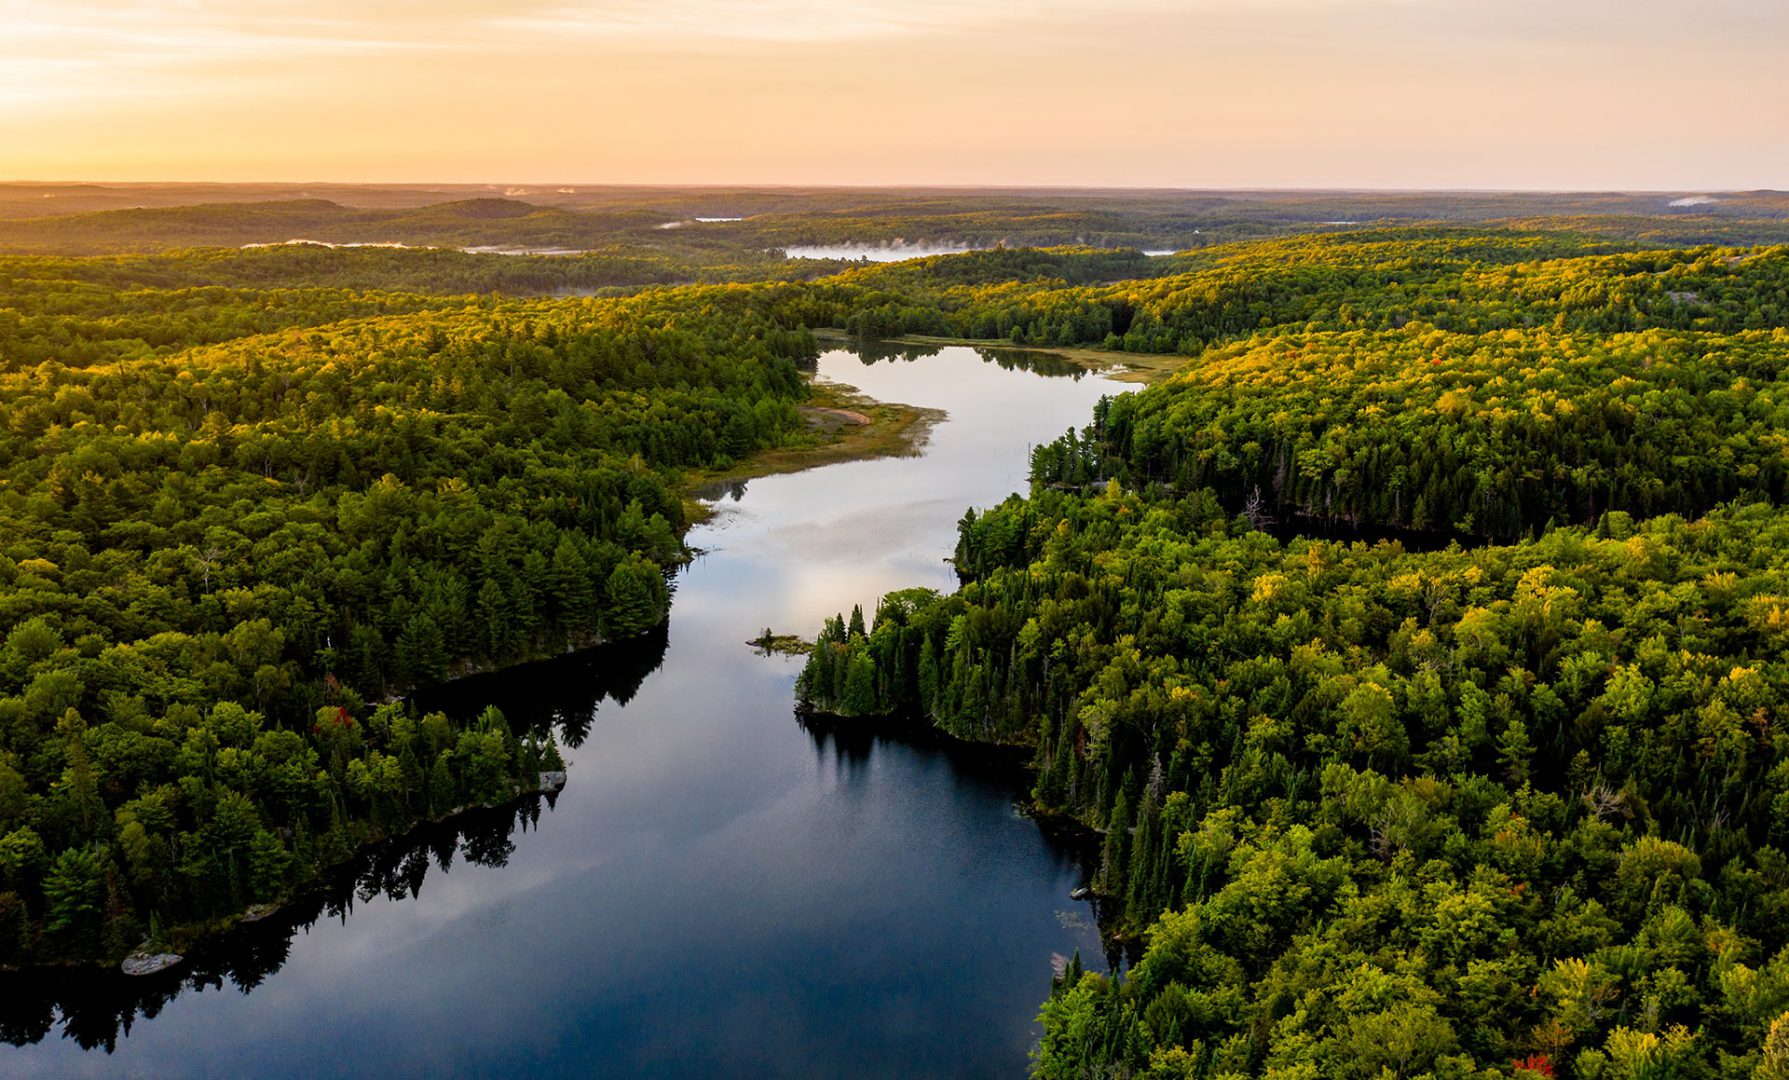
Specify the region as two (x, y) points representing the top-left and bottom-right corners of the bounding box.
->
(5, 343), (1134, 1078)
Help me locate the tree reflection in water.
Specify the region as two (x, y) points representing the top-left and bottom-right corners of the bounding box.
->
(0, 624), (668, 1052)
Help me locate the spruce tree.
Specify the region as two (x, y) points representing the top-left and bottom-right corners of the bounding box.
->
(1098, 790), (1132, 896)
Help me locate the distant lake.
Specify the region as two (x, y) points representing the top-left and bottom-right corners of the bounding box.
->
(237, 240), (598, 257)
(784, 243), (988, 262)
(460, 244), (593, 256)
(241, 239), (414, 250)
(3, 343), (1131, 1079)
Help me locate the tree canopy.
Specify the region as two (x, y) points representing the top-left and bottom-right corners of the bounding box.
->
(0, 262), (816, 964)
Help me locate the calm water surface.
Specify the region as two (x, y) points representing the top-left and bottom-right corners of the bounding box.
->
(5, 345), (1127, 1079)
(783, 243), (987, 262)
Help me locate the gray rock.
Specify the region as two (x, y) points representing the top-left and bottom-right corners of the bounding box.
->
(121, 951), (184, 976)
(538, 770), (567, 793)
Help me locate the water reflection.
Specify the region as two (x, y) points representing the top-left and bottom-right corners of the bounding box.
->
(0, 800), (548, 1053)
(0, 627), (670, 1052)
(797, 711), (1130, 974)
(798, 711), (1029, 786)
(844, 337), (944, 365)
(412, 621), (671, 746)
(843, 336), (1097, 380)
(971, 346), (1090, 378)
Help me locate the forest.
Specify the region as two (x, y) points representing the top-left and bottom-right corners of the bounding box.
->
(8, 186), (1789, 1076)
(797, 229), (1789, 1077)
(0, 255), (819, 965)
(6, 183), (1789, 257)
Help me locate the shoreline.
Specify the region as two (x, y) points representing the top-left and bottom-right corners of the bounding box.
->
(682, 331), (1175, 524)
(796, 705), (1140, 952)
(812, 329), (1188, 384)
(4, 774), (568, 977)
(681, 372), (944, 524)
(795, 704), (1102, 842)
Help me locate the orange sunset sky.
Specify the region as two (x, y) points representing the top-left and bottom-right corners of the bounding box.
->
(2, 0), (1785, 188)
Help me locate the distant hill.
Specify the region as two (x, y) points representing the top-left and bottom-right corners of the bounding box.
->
(3, 186), (1789, 256)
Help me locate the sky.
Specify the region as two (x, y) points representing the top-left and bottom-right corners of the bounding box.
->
(1, 0), (1785, 189)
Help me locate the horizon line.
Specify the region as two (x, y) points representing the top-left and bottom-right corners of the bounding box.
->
(2, 179), (1784, 197)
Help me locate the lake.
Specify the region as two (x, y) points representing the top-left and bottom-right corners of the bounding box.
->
(783, 243), (987, 262)
(1, 344), (1131, 1078)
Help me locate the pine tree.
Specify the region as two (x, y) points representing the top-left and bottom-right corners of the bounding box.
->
(1125, 789), (1170, 926)
(477, 578), (512, 660)
(1099, 790), (1132, 896)
(604, 555), (666, 639)
(918, 638), (941, 715)
(43, 845), (108, 953)
(841, 651), (878, 716)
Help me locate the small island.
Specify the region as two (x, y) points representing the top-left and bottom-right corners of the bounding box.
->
(748, 629), (813, 656)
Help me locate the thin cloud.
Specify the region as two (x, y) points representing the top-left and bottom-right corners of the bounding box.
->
(0, 1), (436, 108)
(482, 0), (1362, 44)
(491, 0), (1005, 43)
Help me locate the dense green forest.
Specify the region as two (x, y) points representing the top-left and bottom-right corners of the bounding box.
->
(0, 260), (819, 965)
(798, 230), (1789, 1077)
(800, 234), (1789, 539)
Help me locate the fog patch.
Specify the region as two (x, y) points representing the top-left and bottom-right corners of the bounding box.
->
(782, 241), (989, 262)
